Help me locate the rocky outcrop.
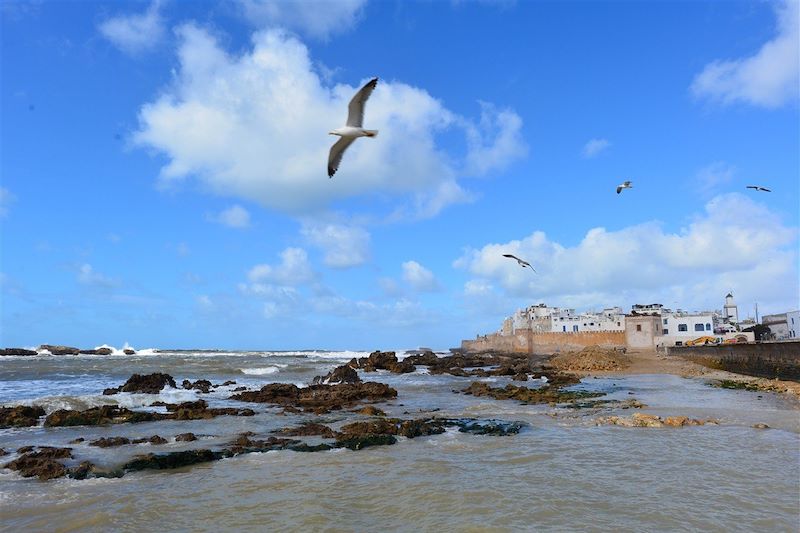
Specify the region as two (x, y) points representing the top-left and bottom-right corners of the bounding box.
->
(88, 435), (168, 447)
(403, 350), (440, 366)
(103, 373), (178, 395)
(230, 382), (397, 413)
(39, 344), (80, 355)
(596, 413), (719, 428)
(123, 449), (221, 472)
(182, 379), (212, 393)
(123, 349), (135, 355)
(312, 364), (361, 385)
(349, 351), (417, 374)
(165, 399), (255, 420)
(79, 347), (114, 355)
(175, 432), (198, 442)
(355, 405), (386, 416)
(462, 381), (602, 405)
(0, 405), (45, 428)
(0, 348), (38, 356)
(272, 422), (338, 438)
(45, 405), (166, 427)
(4, 447), (73, 480)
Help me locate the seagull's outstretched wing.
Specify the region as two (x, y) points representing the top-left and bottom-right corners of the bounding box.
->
(746, 185), (758, 190)
(760, 187), (772, 192)
(346, 78), (378, 127)
(328, 136), (356, 178)
(616, 186), (623, 194)
(747, 185), (771, 192)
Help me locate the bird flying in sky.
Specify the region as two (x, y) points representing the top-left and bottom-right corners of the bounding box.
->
(502, 253), (536, 272)
(327, 77), (379, 178)
(616, 180), (633, 194)
(746, 185), (771, 192)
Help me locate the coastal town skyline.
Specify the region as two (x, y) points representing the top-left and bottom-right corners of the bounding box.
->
(2, 1), (798, 349)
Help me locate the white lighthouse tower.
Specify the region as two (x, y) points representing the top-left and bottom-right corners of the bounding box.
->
(723, 292), (739, 323)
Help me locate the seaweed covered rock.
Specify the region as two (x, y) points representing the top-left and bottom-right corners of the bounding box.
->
(0, 405), (45, 428)
(462, 381), (602, 405)
(4, 447), (73, 480)
(89, 437), (131, 448)
(272, 422), (338, 438)
(336, 434), (397, 450)
(120, 373), (177, 394)
(44, 405), (166, 427)
(39, 344), (80, 355)
(175, 432), (198, 442)
(0, 348), (38, 356)
(230, 381), (396, 413)
(123, 449), (222, 472)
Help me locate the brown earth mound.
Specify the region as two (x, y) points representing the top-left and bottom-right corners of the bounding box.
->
(548, 346), (631, 372)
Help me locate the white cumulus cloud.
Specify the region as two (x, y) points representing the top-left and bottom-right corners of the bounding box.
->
(582, 138), (611, 158)
(455, 193), (798, 313)
(135, 26), (525, 217)
(99, 0), (165, 55)
(402, 260), (441, 292)
(691, 0), (799, 108)
(239, 0), (367, 39)
(248, 247), (315, 285)
(301, 221), (370, 268)
(77, 264), (118, 288)
(209, 204), (251, 228)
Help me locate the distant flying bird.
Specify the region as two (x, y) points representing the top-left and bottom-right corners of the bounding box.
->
(502, 254), (536, 272)
(746, 185), (771, 192)
(616, 180), (633, 194)
(327, 77), (379, 178)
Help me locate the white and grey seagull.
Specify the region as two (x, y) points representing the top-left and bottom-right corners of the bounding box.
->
(502, 254), (536, 272)
(616, 180), (633, 194)
(328, 77), (379, 178)
(746, 185), (771, 192)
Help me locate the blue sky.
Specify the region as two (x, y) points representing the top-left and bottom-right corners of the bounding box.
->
(1, 0), (798, 350)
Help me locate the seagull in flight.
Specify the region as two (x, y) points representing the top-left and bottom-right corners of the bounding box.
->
(616, 180), (633, 194)
(503, 254), (536, 272)
(328, 77), (379, 178)
(746, 185), (771, 192)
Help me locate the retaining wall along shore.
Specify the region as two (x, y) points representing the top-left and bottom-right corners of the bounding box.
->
(669, 341), (800, 381)
(462, 330), (626, 354)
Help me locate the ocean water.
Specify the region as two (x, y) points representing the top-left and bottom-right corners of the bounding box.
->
(1, 350), (799, 532)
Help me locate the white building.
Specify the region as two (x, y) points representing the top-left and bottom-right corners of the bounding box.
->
(502, 303), (625, 334)
(659, 310), (716, 346)
(787, 310), (800, 339)
(763, 313), (790, 340)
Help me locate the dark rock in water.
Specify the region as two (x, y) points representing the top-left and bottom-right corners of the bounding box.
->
(272, 422), (337, 438)
(354, 350), (415, 374)
(0, 405), (45, 428)
(79, 348), (113, 355)
(225, 434), (299, 455)
(218, 380), (237, 387)
(157, 399), (254, 420)
(4, 447), (73, 480)
(452, 419), (525, 436)
(404, 350), (439, 366)
(335, 434), (397, 450)
(123, 449), (221, 472)
(44, 405), (166, 427)
(132, 435), (168, 445)
(118, 373), (177, 394)
(1, 348), (38, 356)
(339, 418), (447, 439)
(90, 437), (131, 448)
(0, 448), (7, 456)
(39, 344), (80, 355)
(312, 364), (361, 385)
(69, 461), (96, 480)
(232, 386), (247, 392)
(356, 405), (386, 416)
(289, 443), (334, 452)
(175, 432), (197, 442)
(231, 381), (397, 413)
(69, 438), (85, 444)
(462, 381), (602, 405)
(17, 446), (35, 454)
(102, 387), (121, 396)
(123, 349), (135, 355)
(182, 379), (212, 393)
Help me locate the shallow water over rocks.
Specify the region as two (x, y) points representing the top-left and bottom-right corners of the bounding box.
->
(1, 350), (798, 531)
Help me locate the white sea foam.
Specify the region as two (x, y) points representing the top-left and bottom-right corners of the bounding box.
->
(240, 367), (281, 375)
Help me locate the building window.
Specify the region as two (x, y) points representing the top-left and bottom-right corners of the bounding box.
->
(636, 325), (642, 332)
(617, 322), (621, 326)
(663, 328), (669, 334)
(562, 326), (566, 332)
(705, 323), (711, 331)
(573, 325), (579, 332)
(678, 324), (688, 332)
(663, 319), (668, 325)
(694, 324), (704, 332)
(675, 341), (683, 346)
